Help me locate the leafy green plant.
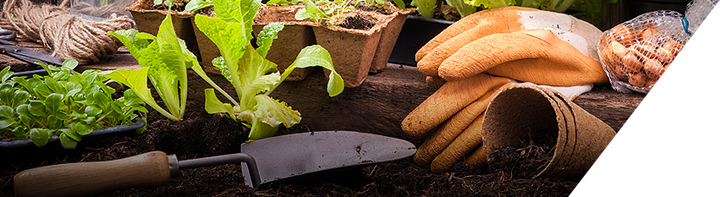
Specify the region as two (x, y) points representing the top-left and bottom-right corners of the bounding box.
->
(295, 0), (358, 25)
(294, 0), (406, 25)
(151, 0), (213, 12)
(195, 0), (344, 141)
(0, 60), (147, 149)
(106, 9), (229, 122)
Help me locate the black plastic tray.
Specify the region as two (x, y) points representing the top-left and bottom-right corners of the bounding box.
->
(388, 15), (455, 66)
(0, 117), (146, 149)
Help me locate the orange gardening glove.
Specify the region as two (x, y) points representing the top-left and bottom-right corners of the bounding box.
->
(416, 7), (608, 86)
(403, 7), (610, 172)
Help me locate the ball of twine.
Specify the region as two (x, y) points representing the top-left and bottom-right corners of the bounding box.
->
(1, 0), (135, 65)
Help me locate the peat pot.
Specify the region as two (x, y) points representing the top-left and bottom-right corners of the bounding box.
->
(126, 0), (200, 57)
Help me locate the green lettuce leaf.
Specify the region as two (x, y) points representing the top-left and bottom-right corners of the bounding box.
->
(281, 45), (344, 97)
(253, 94), (300, 128)
(411, 0), (437, 18)
(255, 22), (285, 58)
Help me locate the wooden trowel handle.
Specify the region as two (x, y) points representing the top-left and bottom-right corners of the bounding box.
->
(13, 151), (172, 197)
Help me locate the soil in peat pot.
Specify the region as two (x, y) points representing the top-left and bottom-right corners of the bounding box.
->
(338, 14), (376, 30)
(0, 71), (579, 197)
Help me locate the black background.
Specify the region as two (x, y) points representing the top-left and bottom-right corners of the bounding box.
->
(573, 7), (720, 196)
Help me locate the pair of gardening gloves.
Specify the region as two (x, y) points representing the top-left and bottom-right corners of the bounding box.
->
(401, 6), (610, 172)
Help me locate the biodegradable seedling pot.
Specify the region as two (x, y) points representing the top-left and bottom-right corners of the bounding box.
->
(368, 7), (414, 73)
(481, 85), (617, 179)
(126, 0), (199, 57)
(313, 11), (388, 88)
(253, 5), (317, 81)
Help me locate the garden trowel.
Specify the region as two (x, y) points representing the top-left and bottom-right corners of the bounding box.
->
(13, 131), (416, 197)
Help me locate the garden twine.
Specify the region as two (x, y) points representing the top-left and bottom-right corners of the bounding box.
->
(0, 0), (135, 64)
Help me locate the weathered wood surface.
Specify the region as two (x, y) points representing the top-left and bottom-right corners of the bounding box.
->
(2, 50), (646, 142)
(267, 63), (646, 141)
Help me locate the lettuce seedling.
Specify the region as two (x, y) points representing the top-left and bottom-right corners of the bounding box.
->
(195, 0), (344, 141)
(0, 60), (147, 149)
(295, 0), (357, 26)
(185, 0), (214, 11)
(106, 10), (231, 122)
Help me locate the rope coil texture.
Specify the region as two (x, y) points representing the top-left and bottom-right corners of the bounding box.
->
(1, 0), (135, 64)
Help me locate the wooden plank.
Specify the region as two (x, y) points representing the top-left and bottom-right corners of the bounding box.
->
(269, 63), (645, 140)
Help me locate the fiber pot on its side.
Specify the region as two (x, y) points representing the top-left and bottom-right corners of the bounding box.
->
(127, 0), (199, 57)
(481, 85), (617, 179)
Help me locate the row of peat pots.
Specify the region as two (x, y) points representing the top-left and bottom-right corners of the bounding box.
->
(127, 0), (413, 88)
(126, 0), (694, 88)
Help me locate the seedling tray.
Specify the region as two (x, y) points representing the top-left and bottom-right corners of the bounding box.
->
(3, 68), (146, 149)
(0, 117), (146, 149)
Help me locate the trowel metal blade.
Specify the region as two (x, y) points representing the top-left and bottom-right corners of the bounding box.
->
(240, 131), (416, 187)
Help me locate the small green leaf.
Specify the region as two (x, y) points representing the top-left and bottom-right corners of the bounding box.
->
(29, 128), (52, 147)
(0, 66), (12, 83)
(72, 122), (93, 136)
(305, 1), (328, 17)
(294, 8), (311, 20)
(186, 0), (213, 11)
(46, 115), (64, 129)
(85, 106), (102, 116)
(393, 0), (405, 10)
(286, 45), (344, 97)
(61, 59), (79, 70)
(0, 119), (15, 130)
(44, 77), (66, 96)
(44, 93), (64, 113)
(62, 129), (82, 141)
(28, 101), (48, 117)
(34, 84), (52, 98)
(65, 82), (82, 97)
(0, 85), (14, 106)
(59, 132), (78, 149)
(12, 90), (30, 109)
(0, 105), (14, 119)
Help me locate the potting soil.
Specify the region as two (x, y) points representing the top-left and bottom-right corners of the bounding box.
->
(338, 14), (376, 30)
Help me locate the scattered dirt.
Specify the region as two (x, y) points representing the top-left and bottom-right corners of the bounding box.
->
(0, 70), (583, 197)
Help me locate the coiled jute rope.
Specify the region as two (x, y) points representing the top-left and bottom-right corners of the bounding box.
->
(1, 0), (135, 64)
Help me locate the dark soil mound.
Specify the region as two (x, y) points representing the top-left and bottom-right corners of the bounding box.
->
(339, 14), (375, 30)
